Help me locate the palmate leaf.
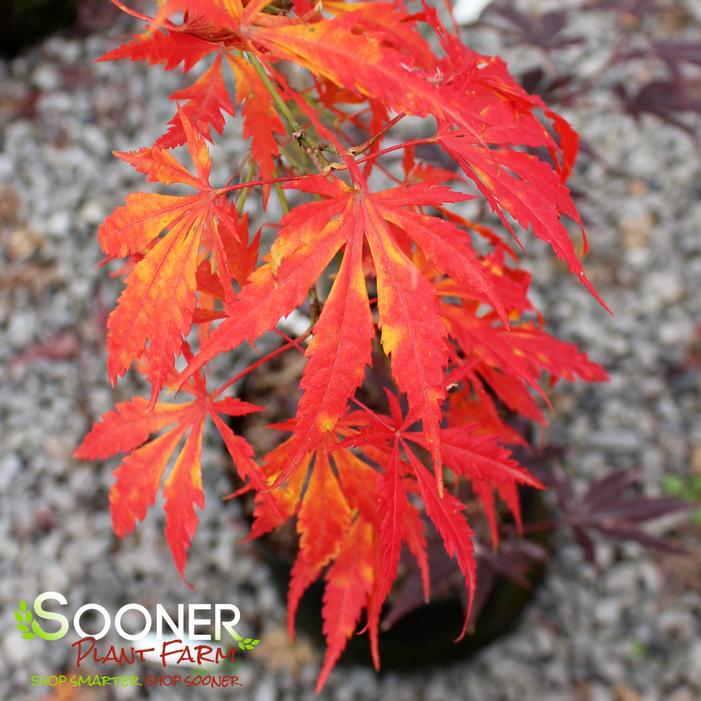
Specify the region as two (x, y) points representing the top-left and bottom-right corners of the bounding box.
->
(547, 466), (692, 563)
(405, 448), (477, 641)
(246, 432), (420, 683)
(177, 179), (501, 488)
(101, 111), (244, 399)
(366, 444), (407, 667)
(444, 307), (609, 428)
(287, 220), (373, 465)
(254, 4), (607, 307)
(438, 426), (545, 545)
(99, 28), (217, 71)
(247, 436), (379, 665)
(227, 55), (285, 191)
(316, 517), (375, 692)
(74, 389), (262, 581)
(99, 6), (279, 158)
(287, 449), (352, 634)
(246, 402), (542, 685)
(156, 55), (235, 148)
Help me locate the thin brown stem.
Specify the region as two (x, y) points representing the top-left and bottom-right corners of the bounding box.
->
(212, 330), (311, 399)
(348, 112), (406, 156)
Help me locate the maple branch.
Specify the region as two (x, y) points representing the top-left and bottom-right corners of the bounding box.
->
(108, 0), (153, 23)
(218, 173), (311, 196)
(244, 0), (274, 20)
(352, 137), (439, 167)
(235, 161), (256, 213)
(247, 53), (330, 170)
(247, 53), (303, 134)
(277, 142), (308, 173)
(381, 162), (405, 183)
(273, 328), (303, 347)
(348, 113), (407, 157)
(263, 61), (353, 174)
(351, 396), (396, 433)
(272, 172), (291, 215)
(308, 286), (322, 324)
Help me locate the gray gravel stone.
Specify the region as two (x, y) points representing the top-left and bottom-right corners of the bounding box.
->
(255, 676), (278, 701)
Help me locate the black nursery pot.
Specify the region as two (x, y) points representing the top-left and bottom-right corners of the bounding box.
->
(252, 492), (550, 671)
(2, 1), (77, 57)
(228, 348), (550, 671)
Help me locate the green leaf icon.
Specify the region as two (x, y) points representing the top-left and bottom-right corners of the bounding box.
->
(14, 601), (35, 640)
(238, 637), (261, 651)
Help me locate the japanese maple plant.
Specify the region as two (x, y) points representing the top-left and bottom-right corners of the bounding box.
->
(75, 0), (612, 690)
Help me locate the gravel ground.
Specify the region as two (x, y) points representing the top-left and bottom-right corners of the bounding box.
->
(1, 3), (700, 701)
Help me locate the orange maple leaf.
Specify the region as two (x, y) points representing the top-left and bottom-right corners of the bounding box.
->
(74, 386), (263, 581)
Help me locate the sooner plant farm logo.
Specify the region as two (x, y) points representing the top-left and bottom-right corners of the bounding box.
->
(13, 592), (260, 690)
